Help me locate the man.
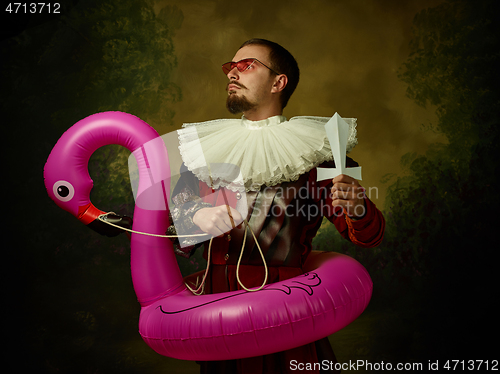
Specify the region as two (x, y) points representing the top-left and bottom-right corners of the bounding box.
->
(168, 39), (385, 374)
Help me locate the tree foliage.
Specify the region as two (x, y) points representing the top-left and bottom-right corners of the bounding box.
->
(399, 0), (499, 149)
(3, 0), (184, 372)
(381, 0), (498, 359)
(2, 0), (183, 129)
(385, 0), (499, 275)
(317, 0), (499, 361)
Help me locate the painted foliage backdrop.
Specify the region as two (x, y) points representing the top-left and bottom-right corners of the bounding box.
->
(2, 0), (498, 372)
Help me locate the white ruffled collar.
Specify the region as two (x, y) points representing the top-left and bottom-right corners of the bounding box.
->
(240, 115), (287, 129)
(177, 114), (358, 191)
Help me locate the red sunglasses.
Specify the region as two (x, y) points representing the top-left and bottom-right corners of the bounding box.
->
(222, 58), (279, 75)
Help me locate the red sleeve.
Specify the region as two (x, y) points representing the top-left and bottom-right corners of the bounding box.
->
(344, 197), (385, 247)
(308, 167), (385, 248)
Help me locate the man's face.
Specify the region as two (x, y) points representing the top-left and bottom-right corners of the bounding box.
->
(225, 45), (277, 115)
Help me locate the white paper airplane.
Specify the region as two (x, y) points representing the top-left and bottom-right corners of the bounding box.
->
(316, 113), (362, 181)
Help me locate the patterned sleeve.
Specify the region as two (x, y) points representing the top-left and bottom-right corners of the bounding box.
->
(167, 168), (212, 258)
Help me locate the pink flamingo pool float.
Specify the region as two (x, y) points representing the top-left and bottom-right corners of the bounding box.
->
(44, 111), (373, 360)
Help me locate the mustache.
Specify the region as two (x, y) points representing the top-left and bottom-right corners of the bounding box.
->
(226, 81), (247, 91)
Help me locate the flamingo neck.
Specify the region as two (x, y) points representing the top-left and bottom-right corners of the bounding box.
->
(129, 137), (185, 306)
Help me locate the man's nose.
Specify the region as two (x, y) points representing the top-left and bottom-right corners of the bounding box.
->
(227, 66), (239, 79)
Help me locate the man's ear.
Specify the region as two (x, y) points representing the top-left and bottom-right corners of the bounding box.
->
(271, 74), (288, 93)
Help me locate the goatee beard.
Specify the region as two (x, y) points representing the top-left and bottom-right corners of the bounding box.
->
(226, 94), (256, 114)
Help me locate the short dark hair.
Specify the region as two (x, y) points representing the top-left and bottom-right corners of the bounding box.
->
(239, 38), (300, 109)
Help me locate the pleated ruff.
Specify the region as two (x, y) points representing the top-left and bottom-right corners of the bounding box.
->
(178, 115), (357, 192)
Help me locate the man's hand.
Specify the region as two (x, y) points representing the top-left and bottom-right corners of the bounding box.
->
(193, 205), (243, 237)
(331, 174), (366, 219)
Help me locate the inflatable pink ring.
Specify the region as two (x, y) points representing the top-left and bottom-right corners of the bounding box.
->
(44, 111), (373, 361)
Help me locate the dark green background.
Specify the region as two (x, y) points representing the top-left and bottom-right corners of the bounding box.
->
(2, 0), (498, 372)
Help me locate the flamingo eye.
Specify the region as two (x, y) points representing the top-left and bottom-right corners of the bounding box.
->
(53, 181), (75, 202)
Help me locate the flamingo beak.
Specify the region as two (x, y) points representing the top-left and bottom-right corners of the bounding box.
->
(78, 202), (132, 237)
